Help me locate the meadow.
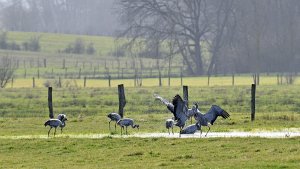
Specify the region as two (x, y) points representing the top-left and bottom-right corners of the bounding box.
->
(1, 31), (300, 168)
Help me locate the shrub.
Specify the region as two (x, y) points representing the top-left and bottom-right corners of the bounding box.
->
(0, 31), (8, 49)
(86, 42), (96, 55)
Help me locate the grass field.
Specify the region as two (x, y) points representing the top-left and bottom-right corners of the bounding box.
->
(1, 84), (300, 168)
(1, 137), (299, 168)
(5, 31), (117, 55)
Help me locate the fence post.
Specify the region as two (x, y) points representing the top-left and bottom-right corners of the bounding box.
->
(11, 77), (14, 88)
(158, 70), (162, 87)
(62, 58), (65, 69)
(208, 74), (210, 86)
(180, 68), (183, 86)
(37, 69), (40, 79)
(78, 68), (81, 79)
(118, 84), (126, 118)
(32, 77), (35, 88)
(48, 87), (54, 119)
(58, 76), (61, 88)
(24, 69), (27, 78)
(108, 75), (111, 87)
(44, 58), (47, 68)
(232, 74), (235, 86)
(251, 84), (256, 121)
(84, 77), (87, 88)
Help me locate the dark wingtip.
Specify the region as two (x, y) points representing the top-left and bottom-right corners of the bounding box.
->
(222, 110), (230, 119)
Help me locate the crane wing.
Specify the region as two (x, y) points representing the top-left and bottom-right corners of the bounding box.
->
(172, 94), (188, 122)
(154, 94), (174, 113)
(203, 105), (230, 125)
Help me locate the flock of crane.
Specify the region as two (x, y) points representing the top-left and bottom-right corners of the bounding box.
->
(44, 93), (230, 137)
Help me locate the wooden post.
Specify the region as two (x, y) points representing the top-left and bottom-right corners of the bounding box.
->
(232, 74), (235, 86)
(108, 75), (111, 87)
(24, 69), (27, 78)
(11, 78), (13, 88)
(64, 68), (67, 78)
(78, 68), (81, 79)
(51, 68), (54, 78)
(180, 67), (183, 86)
(118, 84), (126, 118)
(37, 69), (40, 79)
(208, 74), (210, 86)
(48, 87), (54, 119)
(58, 77), (61, 88)
(183, 86), (189, 107)
(251, 84), (256, 121)
(84, 77), (87, 88)
(62, 59), (65, 69)
(32, 77), (35, 88)
(44, 58), (47, 67)
(277, 74), (279, 85)
(93, 67), (96, 78)
(158, 70), (162, 87)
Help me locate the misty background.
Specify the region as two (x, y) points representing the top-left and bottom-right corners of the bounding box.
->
(0, 0), (300, 76)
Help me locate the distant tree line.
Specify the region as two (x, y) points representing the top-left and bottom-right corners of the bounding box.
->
(117, 0), (300, 75)
(0, 0), (118, 36)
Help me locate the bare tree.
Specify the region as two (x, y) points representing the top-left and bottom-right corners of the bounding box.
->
(0, 56), (16, 88)
(117, 0), (216, 75)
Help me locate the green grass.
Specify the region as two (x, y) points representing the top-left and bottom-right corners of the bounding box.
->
(0, 137), (299, 168)
(1, 85), (300, 135)
(6, 31), (117, 55)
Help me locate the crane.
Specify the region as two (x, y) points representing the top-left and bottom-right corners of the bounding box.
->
(107, 112), (122, 131)
(171, 94), (191, 132)
(180, 122), (201, 136)
(154, 94), (174, 113)
(194, 104), (230, 136)
(57, 114), (67, 134)
(117, 118), (139, 135)
(165, 119), (174, 135)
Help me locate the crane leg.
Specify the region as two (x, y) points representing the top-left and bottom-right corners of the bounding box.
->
(48, 127), (52, 137)
(172, 127), (174, 135)
(121, 126), (123, 135)
(114, 122), (117, 131)
(205, 126), (211, 137)
(109, 120), (111, 131)
(61, 127), (63, 134)
(168, 128), (170, 135)
(126, 126), (128, 135)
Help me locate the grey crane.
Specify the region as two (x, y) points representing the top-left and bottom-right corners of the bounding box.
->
(57, 114), (67, 134)
(180, 122), (201, 136)
(194, 104), (230, 136)
(155, 94), (199, 122)
(107, 112), (122, 131)
(154, 94), (174, 113)
(44, 118), (67, 137)
(171, 94), (192, 131)
(165, 119), (174, 135)
(117, 118), (139, 135)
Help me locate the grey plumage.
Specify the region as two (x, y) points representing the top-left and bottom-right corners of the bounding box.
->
(180, 122), (201, 135)
(172, 94), (190, 130)
(154, 94), (175, 113)
(165, 119), (174, 135)
(117, 118), (139, 135)
(44, 119), (65, 137)
(44, 113), (67, 137)
(57, 114), (67, 133)
(107, 112), (122, 131)
(194, 104), (230, 136)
